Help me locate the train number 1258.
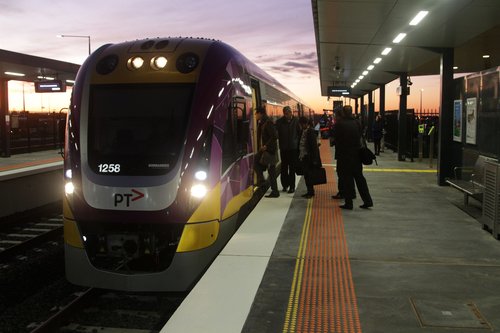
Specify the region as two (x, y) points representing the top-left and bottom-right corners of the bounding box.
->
(98, 163), (121, 173)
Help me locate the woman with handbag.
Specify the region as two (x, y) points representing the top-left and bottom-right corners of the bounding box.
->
(298, 117), (323, 198)
(254, 107), (280, 198)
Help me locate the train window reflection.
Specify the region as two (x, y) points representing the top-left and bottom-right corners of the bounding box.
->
(88, 83), (194, 176)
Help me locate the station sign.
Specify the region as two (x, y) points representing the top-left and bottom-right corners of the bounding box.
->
(35, 80), (66, 93)
(327, 85), (350, 96)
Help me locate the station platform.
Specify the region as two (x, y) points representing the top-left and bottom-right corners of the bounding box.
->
(163, 140), (500, 333)
(0, 149), (62, 176)
(0, 150), (63, 218)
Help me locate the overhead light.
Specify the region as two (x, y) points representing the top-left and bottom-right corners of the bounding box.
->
(393, 33), (407, 44)
(4, 71), (25, 77)
(37, 76), (55, 80)
(374, 57), (383, 64)
(362, 70), (369, 75)
(453, 66), (458, 70)
(367, 65), (375, 70)
(381, 48), (392, 56)
(66, 79), (75, 84)
(483, 54), (490, 59)
(358, 75), (364, 80)
(409, 11), (429, 26)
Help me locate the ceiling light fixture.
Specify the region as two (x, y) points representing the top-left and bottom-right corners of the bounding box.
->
(483, 54), (490, 59)
(4, 71), (25, 77)
(393, 33), (407, 44)
(367, 65), (375, 70)
(409, 11), (429, 26)
(374, 57), (383, 64)
(362, 70), (368, 75)
(381, 48), (392, 56)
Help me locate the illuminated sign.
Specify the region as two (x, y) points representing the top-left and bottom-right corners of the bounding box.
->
(327, 86), (350, 96)
(35, 80), (66, 93)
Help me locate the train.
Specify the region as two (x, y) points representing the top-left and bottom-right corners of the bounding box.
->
(63, 37), (313, 291)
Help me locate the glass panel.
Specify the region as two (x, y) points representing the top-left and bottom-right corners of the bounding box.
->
(88, 83), (194, 176)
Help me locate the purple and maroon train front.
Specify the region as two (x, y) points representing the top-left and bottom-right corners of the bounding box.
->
(63, 37), (301, 291)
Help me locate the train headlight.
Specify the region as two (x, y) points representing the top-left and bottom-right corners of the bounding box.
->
(65, 182), (75, 195)
(191, 184), (208, 198)
(151, 56), (168, 70)
(127, 56), (144, 70)
(195, 170), (207, 181)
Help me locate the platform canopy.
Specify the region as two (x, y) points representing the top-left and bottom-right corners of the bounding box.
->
(0, 49), (79, 84)
(312, 0), (500, 97)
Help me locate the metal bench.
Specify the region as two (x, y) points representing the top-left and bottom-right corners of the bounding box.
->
(445, 155), (496, 206)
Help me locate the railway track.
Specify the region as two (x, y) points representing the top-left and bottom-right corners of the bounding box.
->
(0, 203), (63, 261)
(30, 287), (184, 333)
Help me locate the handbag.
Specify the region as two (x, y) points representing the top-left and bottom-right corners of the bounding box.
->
(359, 146), (376, 165)
(259, 151), (277, 166)
(359, 135), (377, 166)
(310, 167), (327, 185)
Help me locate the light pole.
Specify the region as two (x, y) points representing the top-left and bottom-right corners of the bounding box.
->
(420, 88), (424, 114)
(57, 34), (91, 55)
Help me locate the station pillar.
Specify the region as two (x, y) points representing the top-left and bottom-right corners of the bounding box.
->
(0, 79), (10, 157)
(398, 73), (408, 161)
(367, 91), (374, 141)
(378, 84), (386, 118)
(437, 48), (454, 185)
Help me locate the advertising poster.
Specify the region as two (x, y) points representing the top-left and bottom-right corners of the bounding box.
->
(453, 100), (462, 142)
(465, 97), (477, 144)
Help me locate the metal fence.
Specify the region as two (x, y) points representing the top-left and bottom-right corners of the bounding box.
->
(9, 111), (66, 154)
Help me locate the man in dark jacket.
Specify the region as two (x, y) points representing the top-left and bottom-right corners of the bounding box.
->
(255, 107), (280, 198)
(275, 106), (300, 193)
(334, 106), (373, 209)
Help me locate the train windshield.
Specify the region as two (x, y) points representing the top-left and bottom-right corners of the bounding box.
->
(88, 83), (194, 176)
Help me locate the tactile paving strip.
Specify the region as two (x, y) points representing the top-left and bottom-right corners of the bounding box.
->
(283, 143), (362, 333)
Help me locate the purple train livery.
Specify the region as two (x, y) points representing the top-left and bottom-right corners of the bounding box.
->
(63, 37), (312, 291)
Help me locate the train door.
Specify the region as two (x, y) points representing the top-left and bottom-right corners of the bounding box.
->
(250, 79), (262, 155)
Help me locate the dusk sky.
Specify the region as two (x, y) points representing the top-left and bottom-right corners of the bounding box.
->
(1, 0), (440, 113)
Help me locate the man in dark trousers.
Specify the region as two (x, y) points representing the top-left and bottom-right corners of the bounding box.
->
(254, 107), (280, 198)
(334, 106), (373, 209)
(275, 106), (300, 193)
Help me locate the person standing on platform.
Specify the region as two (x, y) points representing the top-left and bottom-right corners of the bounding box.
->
(334, 106), (373, 209)
(372, 115), (384, 156)
(298, 116), (321, 198)
(254, 107), (280, 198)
(275, 106), (301, 193)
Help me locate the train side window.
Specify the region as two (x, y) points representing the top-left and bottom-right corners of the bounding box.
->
(233, 96), (248, 155)
(221, 106), (237, 173)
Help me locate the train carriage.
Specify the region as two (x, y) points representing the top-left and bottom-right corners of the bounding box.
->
(63, 37), (309, 291)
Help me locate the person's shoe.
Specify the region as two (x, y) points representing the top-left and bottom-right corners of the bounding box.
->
(265, 191), (280, 198)
(339, 204), (353, 210)
(287, 188), (295, 193)
(301, 193), (314, 198)
(282, 187), (288, 192)
(331, 194), (344, 199)
(359, 203), (373, 209)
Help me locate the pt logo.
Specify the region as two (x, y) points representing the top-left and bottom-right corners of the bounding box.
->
(114, 189), (145, 207)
